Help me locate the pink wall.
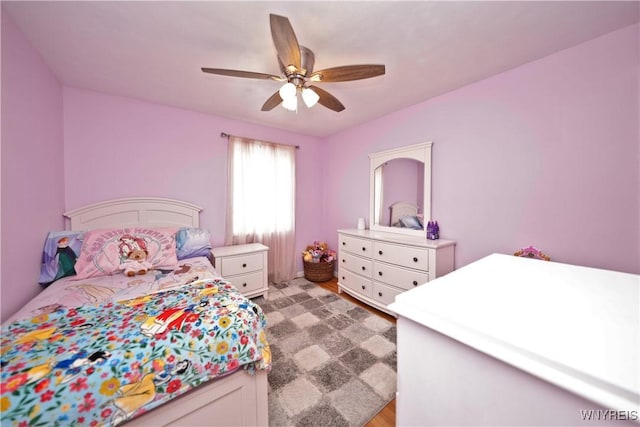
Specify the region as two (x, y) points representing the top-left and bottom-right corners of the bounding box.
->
(1, 16), (637, 322)
(322, 24), (639, 274)
(1, 10), (65, 321)
(62, 87), (324, 270)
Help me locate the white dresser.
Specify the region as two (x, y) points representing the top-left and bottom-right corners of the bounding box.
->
(337, 229), (455, 315)
(211, 243), (269, 299)
(388, 254), (639, 426)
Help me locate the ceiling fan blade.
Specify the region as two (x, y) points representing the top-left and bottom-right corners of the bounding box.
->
(310, 64), (385, 82)
(308, 85), (345, 112)
(270, 14), (301, 71)
(201, 68), (284, 81)
(261, 91), (282, 111)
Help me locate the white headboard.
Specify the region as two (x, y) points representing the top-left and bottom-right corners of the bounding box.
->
(64, 197), (203, 231)
(389, 201), (419, 226)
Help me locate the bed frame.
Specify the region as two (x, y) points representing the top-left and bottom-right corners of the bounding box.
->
(63, 197), (268, 427)
(389, 201), (419, 226)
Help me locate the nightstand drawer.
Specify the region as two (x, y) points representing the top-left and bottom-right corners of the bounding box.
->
(226, 271), (265, 294)
(218, 252), (264, 277)
(211, 243), (269, 299)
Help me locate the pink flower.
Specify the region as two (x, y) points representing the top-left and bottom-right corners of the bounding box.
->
(10, 362), (26, 372)
(69, 377), (88, 392)
(166, 379), (182, 393)
(1, 373), (28, 393)
(40, 390), (54, 402)
(227, 359), (239, 371)
(78, 396), (96, 413)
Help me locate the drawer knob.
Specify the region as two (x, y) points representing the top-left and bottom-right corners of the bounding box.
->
(378, 271), (383, 276)
(378, 291), (383, 297)
(342, 241), (346, 245)
(342, 259), (345, 263)
(362, 247), (366, 252)
(378, 250), (383, 255)
(242, 263), (247, 268)
(361, 266), (366, 271)
(413, 257), (418, 263)
(413, 280), (418, 286)
(361, 285), (366, 290)
(242, 283), (247, 287)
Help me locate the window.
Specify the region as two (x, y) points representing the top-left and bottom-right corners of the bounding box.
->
(226, 136), (296, 282)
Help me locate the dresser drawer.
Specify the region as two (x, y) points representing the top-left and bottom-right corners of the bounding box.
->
(372, 281), (403, 306)
(373, 241), (430, 271)
(226, 271), (264, 294)
(339, 252), (372, 277)
(373, 261), (429, 290)
(218, 252), (264, 276)
(339, 269), (373, 298)
(339, 234), (372, 257)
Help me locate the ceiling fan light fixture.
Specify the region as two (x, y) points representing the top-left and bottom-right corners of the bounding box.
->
(302, 87), (320, 108)
(201, 14), (386, 113)
(279, 82), (297, 101)
(282, 95), (298, 111)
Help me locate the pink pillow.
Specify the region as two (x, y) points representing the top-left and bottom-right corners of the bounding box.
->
(74, 227), (179, 279)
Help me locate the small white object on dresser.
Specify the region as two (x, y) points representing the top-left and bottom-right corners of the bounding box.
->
(337, 229), (455, 315)
(211, 243), (269, 299)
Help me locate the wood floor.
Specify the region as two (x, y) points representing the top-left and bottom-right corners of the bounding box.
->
(315, 277), (396, 427)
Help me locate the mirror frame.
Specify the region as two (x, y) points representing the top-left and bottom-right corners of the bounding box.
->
(369, 142), (433, 237)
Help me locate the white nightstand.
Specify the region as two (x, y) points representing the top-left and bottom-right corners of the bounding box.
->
(211, 243), (269, 299)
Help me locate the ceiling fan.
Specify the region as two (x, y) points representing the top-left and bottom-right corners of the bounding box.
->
(201, 14), (385, 112)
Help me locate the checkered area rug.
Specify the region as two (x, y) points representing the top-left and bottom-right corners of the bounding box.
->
(253, 278), (397, 427)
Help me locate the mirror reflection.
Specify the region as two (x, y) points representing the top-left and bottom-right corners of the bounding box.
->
(375, 159), (424, 229)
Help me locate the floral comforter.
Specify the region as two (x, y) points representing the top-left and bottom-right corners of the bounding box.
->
(0, 278), (271, 426)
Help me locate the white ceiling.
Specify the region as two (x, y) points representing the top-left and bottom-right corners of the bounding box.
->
(4, 1), (638, 137)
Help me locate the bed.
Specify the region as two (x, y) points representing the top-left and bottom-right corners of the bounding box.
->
(1, 197), (269, 427)
(389, 253), (639, 426)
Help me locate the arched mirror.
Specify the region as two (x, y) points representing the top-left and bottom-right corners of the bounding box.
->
(369, 142), (432, 237)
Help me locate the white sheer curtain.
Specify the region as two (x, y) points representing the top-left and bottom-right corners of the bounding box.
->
(225, 136), (296, 283)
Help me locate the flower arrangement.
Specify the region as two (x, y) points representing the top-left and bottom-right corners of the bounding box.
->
(302, 241), (336, 264)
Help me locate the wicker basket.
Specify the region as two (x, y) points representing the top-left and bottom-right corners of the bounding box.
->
(303, 260), (335, 282)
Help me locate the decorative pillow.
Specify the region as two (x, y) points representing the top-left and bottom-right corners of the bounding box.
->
(176, 227), (212, 260)
(39, 231), (84, 287)
(74, 227), (179, 279)
(399, 215), (423, 230)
